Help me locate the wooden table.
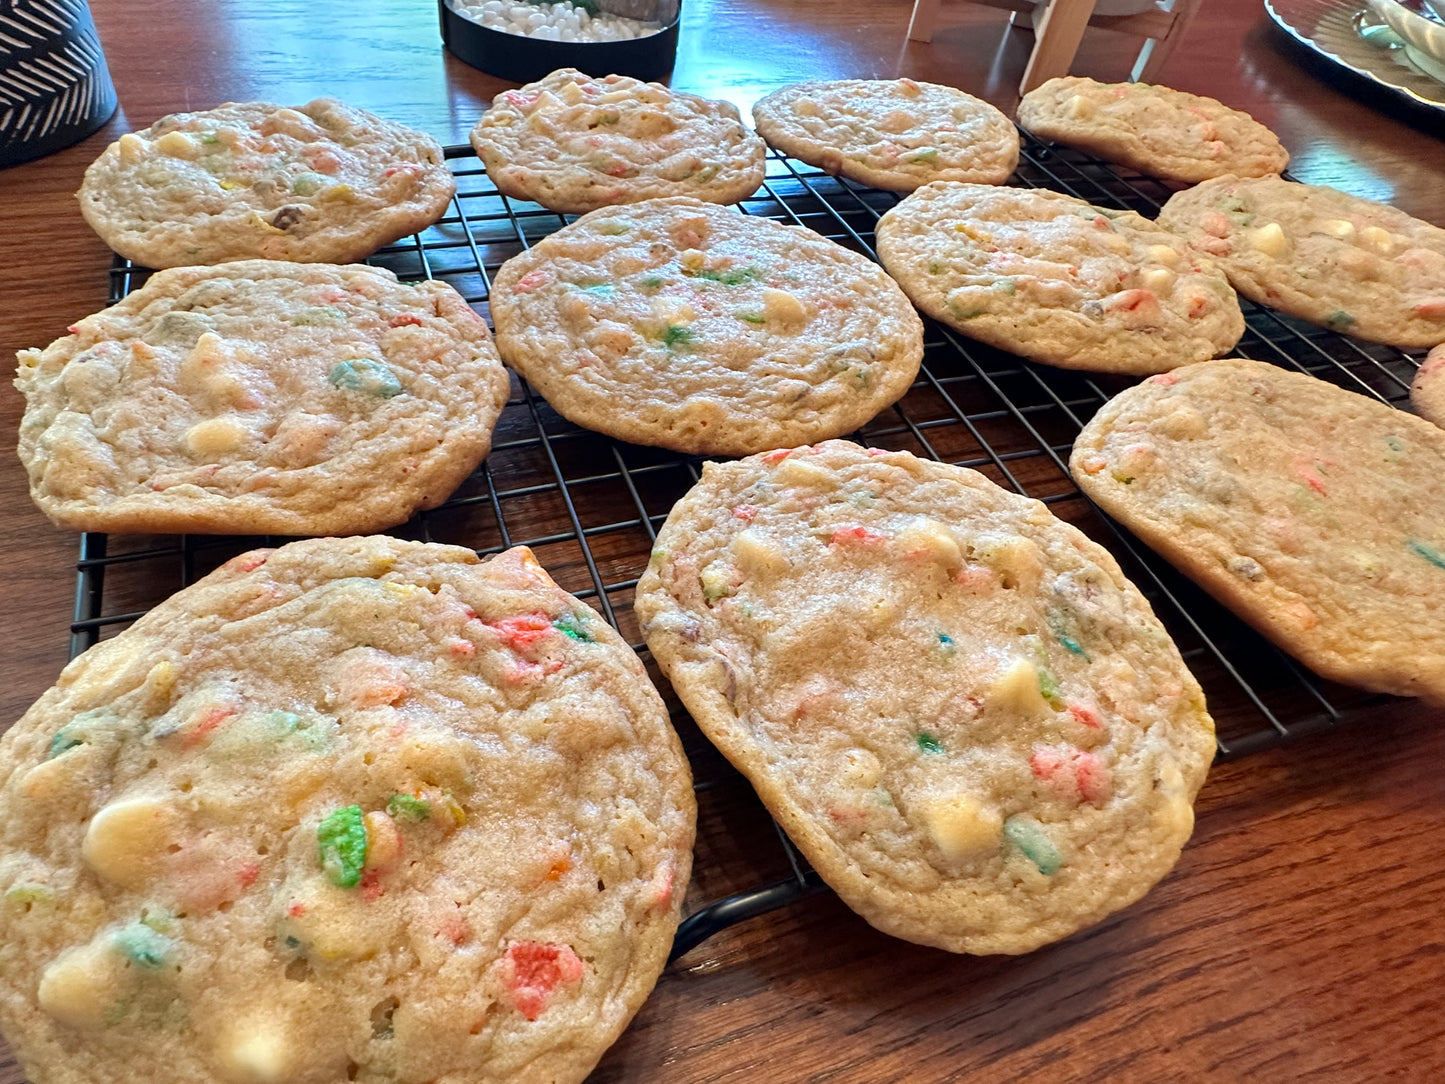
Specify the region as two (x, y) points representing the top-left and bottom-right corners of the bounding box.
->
(2, 0), (1443, 1080)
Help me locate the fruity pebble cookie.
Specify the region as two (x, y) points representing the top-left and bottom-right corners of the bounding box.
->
(751, 78), (1019, 191)
(635, 440), (1214, 954)
(1157, 175), (1445, 348)
(1072, 359), (1445, 703)
(471, 68), (766, 214)
(15, 261), (509, 536)
(1017, 76), (1289, 184)
(875, 182), (1243, 373)
(0, 537), (695, 1084)
(1411, 345), (1445, 429)
(490, 197), (924, 455)
(78, 99), (455, 268)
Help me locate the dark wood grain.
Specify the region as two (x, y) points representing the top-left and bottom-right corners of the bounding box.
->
(3, 0), (1444, 1080)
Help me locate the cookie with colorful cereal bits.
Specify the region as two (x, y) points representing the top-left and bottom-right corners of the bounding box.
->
(1157, 175), (1445, 349)
(78, 99), (454, 268)
(0, 537), (695, 1084)
(15, 261), (509, 536)
(1017, 76), (1288, 184)
(875, 182), (1242, 374)
(752, 78), (1018, 192)
(1072, 358), (1445, 703)
(489, 197), (923, 455)
(636, 439), (1213, 954)
(471, 68), (765, 214)
(1411, 345), (1445, 429)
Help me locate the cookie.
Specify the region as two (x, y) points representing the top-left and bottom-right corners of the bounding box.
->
(1071, 358), (1445, 703)
(489, 197), (924, 455)
(0, 537), (695, 1084)
(635, 440), (1214, 955)
(1157, 175), (1445, 348)
(1412, 345), (1445, 428)
(15, 261), (510, 536)
(751, 78), (1019, 191)
(78, 99), (455, 268)
(875, 183), (1243, 374)
(471, 69), (766, 214)
(1017, 76), (1289, 184)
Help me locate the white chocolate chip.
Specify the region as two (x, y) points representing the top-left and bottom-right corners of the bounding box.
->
(650, 296), (695, 324)
(1319, 218), (1355, 240)
(184, 417), (249, 457)
(1065, 93), (1096, 119)
(1145, 243), (1182, 267)
(1359, 225), (1396, 255)
(990, 657), (1050, 719)
(730, 529), (788, 575)
(117, 133), (147, 165)
(83, 796), (180, 888)
(678, 248), (706, 271)
(839, 749), (882, 790)
(154, 130), (200, 160)
(772, 455), (834, 489)
(1248, 222), (1289, 258)
(216, 1020), (295, 1083)
(762, 288), (809, 328)
(1140, 268), (1175, 293)
(894, 518), (963, 573)
(38, 940), (125, 1030)
(970, 535), (1043, 591)
(920, 793), (1003, 861)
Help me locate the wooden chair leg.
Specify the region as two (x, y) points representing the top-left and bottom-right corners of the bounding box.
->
(908, 0), (944, 42)
(1019, 0), (1099, 94)
(1132, 0), (1204, 81)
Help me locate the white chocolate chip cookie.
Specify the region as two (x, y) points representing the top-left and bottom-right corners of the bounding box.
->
(876, 182), (1243, 373)
(635, 440), (1214, 955)
(1071, 359), (1445, 703)
(1412, 345), (1445, 429)
(0, 538), (695, 1084)
(471, 68), (766, 214)
(1157, 175), (1445, 348)
(78, 100), (455, 268)
(752, 78), (1019, 191)
(489, 197), (924, 455)
(15, 261), (509, 536)
(1017, 76), (1289, 184)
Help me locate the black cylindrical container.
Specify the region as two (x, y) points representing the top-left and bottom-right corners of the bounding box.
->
(438, 0), (681, 84)
(0, 0), (118, 168)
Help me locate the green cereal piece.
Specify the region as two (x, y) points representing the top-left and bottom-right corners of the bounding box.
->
(199, 131), (220, 145)
(935, 632), (956, 658)
(734, 309), (766, 325)
(945, 298), (984, 321)
(580, 282), (614, 297)
(595, 216), (627, 232)
(48, 725), (83, 759)
(691, 266), (760, 286)
(994, 277), (1017, 295)
(906, 147), (939, 163)
(915, 731), (943, 755)
(553, 612), (593, 642)
(1408, 539), (1445, 570)
(1004, 817), (1062, 875)
(661, 325), (695, 349)
(328, 359), (403, 398)
(289, 305), (347, 327)
(638, 275), (666, 289)
(1037, 665), (1064, 708)
(291, 172), (326, 195)
(1326, 310), (1356, 331)
(317, 805), (368, 888)
(114, 923), (174, 968)
(138, 906), (177, 934)
(386, 793), (430, 822)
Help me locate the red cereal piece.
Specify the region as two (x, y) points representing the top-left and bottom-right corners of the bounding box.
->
(829, 526), (887, 546)
(237, 862), (260, 889)
(761, 448), (792, 463)
(287, 900), (308, 918)
(489, 612), (557, 650)
(449, 638), (476, 658)
(1066, 703), (1101, 728)
(732, 504), (758, 521)
(1148, 372), (1179, 386)
(225, 552), (270, 573)
(502, 941), (585, 1021)
(359, 868), (385, 903)
(388, 313), (424, 327)
(1030, 745), (1112, 804)
(513, 269), (550, 293)
(183, 706), (237, 748)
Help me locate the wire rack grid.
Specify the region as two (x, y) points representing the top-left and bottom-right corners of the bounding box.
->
(78, 134), (1424, 959)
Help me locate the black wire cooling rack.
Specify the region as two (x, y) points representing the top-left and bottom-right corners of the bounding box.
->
(79, 134), (1425, 959)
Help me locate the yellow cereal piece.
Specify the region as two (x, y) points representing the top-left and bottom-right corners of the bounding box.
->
(1248, 222), (1289, 258)
(215, 1019), (296, 1083)
(363, 810), (402, 872)
(971, 535), (1043, 590)
(117, 133), (147, 165)
(650, 296), (695, 324)
(82, 796), (179, 887)
(920, 793), (1003, 861)
(1140, 268), (1175, 293)
(37, 940), (125, 1031)
(678, 248), (706, 271)
(184, 417), (249, 458)
(990, 657), (1051, 719)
